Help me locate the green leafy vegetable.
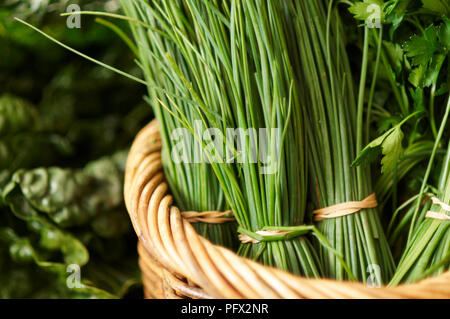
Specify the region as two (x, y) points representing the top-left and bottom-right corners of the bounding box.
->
(0, 94), (40, 136)
(0, 150), (140, 298)
(353, 111), (422, 172)
(404, 20), (449, 88)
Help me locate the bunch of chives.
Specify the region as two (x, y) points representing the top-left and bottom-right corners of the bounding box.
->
(120, 0), (237, 248)
(120, 0), (326, 276)
(289, 0), (395, 283)
(389, 144), (450, 284)
(389, 97), (450, 285)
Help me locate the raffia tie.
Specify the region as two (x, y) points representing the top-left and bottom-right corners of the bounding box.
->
(426, 197), (450, 221)
(313, 193), (378, 221)
(238, 230), (293, 244)
(181, 210), (235, 224)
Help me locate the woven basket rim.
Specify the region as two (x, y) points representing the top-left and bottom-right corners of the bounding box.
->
(124, 119), (450, 299)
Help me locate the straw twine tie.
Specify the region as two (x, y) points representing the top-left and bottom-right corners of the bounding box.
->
(181, 210), (235, 224)
(313, 193), (378, 221)
(426, 197), (450, 221)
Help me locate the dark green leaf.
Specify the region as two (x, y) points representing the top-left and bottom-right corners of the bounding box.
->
(353, 127), (394, 167)
(0, 94), (40, 136)
(404, 25), (440, 66)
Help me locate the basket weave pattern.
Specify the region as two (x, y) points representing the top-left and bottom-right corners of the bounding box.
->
(124, 120), (450, 299)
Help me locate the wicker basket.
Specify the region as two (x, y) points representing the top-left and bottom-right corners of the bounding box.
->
(124, 120), (450, 299)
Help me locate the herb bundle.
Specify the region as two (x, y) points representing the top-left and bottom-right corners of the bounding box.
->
(389, 96), (450, 285)
(291, 0), (395, 283)
(119, 0), (333, 276)
(389, 143), (450, 284)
